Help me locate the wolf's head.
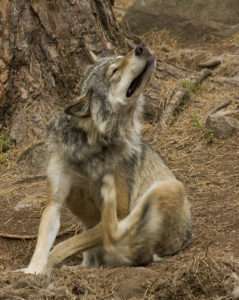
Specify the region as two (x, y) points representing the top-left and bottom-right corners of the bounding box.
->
(65, 45), (155, 139)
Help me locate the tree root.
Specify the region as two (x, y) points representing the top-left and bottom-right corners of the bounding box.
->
(0, 225), (78, 240)
(160, 69), (212, 128)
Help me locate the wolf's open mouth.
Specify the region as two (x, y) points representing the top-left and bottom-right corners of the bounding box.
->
(126, 58), (154, 98)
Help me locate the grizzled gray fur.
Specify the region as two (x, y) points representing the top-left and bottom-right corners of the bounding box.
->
(47, 56), (143, 180)
(21, 45), (191, 274)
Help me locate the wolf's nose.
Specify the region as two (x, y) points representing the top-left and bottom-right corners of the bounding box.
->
(135, 44), (145, 57)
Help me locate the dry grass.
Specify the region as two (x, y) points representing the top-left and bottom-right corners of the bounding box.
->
(0, 12), (239, 299)
(154, 255), (236, 300)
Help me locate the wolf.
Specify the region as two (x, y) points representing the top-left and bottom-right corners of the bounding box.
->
(20, 44), (191, 274)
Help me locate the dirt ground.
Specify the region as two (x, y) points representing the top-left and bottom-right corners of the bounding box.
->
(119, 0), (239, 44)
(0, 2), (239, 300)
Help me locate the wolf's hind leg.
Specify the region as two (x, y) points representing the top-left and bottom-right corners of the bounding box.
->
(101, 175), (121, 246)
(46, 224), (102, 272)
(101, 175), (159, 265)
(101, 174), (152, 246)
(101, 176), (159, 243)
(101, 177), (191, 265)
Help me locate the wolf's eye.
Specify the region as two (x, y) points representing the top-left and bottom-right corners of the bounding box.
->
(107, 65), (120, 79)
(111, 68), (118, 77)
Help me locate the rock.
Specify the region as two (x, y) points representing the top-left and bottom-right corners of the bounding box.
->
(206, 110), (239, 139)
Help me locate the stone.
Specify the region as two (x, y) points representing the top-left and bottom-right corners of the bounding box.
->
(206, 110), (239, 139)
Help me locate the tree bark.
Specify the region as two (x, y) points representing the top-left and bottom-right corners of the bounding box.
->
(0, 0), (125, 146)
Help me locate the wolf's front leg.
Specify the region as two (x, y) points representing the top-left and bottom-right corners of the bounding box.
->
(22, 202), (62, 274)
(21, 157), (72, 275)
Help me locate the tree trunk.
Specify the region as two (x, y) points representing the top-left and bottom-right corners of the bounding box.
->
(0, 0), (125, 146)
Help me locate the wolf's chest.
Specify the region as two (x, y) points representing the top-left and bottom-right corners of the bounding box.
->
(66, 178), (102, 227)
(65, 164), (130, 225)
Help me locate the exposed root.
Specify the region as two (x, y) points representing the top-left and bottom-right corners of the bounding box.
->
(211, 76), (239, 87)
(15, 175), (46, 185)
(0, 225), (78, 240)
(160, 68), (212, 128)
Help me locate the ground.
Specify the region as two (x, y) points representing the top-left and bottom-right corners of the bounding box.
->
(0, 2), (239, 299)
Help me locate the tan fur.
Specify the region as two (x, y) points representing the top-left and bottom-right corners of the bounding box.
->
(101, 175), (191, 266)
(46, 223), (102, 272)
(65, 167), (130, 227)
(19, 45), (191, 275)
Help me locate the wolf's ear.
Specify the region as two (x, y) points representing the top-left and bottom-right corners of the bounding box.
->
(65, 92), (91, 118)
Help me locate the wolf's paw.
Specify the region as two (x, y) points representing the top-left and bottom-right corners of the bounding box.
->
(101, 174), (116, 203)
(14, 266), (48, 275)
(153, 254), (164, 262)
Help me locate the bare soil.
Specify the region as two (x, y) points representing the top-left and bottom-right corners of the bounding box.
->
(0, 4), (239, 300)
(121, 0), (239, 44)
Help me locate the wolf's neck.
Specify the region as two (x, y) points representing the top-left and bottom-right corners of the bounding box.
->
(117, 95), (144, 160)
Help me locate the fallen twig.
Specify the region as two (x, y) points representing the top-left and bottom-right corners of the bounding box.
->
(198, 57), (222, 69)
(207, 99), (232, 116)
(157, 62), (188, 79)
(17, 141), (44, 163)
(211, 76), (239, 87)
(15, 175), (46, 185)
(0, 225), (78, 240)
(159, 88), (189, 129)
(193, 68), (212, 85)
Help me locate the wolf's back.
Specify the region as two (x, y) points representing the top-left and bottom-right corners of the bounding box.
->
(124, 144), (176, 207)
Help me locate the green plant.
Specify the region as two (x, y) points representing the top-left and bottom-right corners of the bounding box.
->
(204, 128), (214, 144)
(0, 133), (12, 165)
(0, 133), (11, 153)
(191, 113), (214, 143)
(181, 79), (199, 95)
(191, 113), (203, 129)
(0, 153), (7, 164)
